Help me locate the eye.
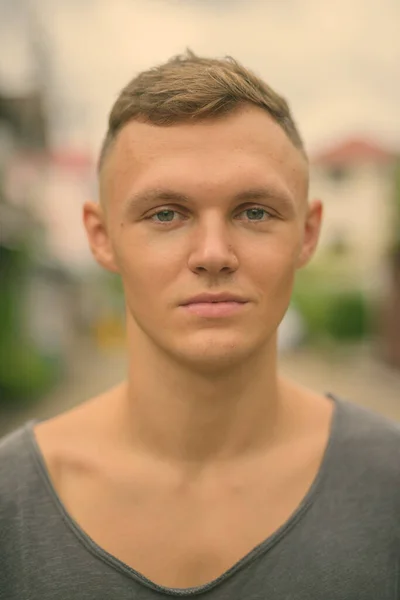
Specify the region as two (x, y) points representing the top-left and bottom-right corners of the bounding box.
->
(150, 209), (179, 223)
(237, 207), (273, 222)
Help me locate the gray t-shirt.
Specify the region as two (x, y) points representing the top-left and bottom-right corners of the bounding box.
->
(1, 395), (400, 599)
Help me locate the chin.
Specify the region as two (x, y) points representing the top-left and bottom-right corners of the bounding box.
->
(169, 331), (267, 374)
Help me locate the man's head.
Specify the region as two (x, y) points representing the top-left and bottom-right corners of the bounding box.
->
(97, 49), (307, 174)
(84, 51), (322, 373)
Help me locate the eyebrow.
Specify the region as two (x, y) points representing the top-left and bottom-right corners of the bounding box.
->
(124, 185), (294, 217)
(123, 189), (189, 218)
(233, 187), (294, 207)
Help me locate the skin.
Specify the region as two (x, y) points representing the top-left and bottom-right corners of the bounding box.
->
(34, 104), (333, 588)
(83, 104), (324, 457)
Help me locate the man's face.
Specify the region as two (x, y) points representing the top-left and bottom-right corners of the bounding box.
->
(85, 105), (321, 371)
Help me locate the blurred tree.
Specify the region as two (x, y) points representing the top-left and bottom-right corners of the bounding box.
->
(392, 162), (400, 255)
(0, 172), (59, 405)
(0, 85), (65, 405)
(382, 160), (400, 368)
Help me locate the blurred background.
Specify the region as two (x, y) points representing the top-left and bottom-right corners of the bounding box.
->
(1, 0), (399, 436)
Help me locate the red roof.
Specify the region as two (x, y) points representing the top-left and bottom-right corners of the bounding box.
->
(312, 138), (399, 166)
(49, 150), (93, 170)
(10, 150), (93, 171)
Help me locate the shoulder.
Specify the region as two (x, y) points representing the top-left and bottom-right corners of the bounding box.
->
(0, 423), (41, 523)
(335, 397), (400, 446)
(332, 396), (400, 485)
(0, 423), (34, 478)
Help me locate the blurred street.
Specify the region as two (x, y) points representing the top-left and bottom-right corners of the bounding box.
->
(1, 1), (400, 440)
(1, 341), (399, 438)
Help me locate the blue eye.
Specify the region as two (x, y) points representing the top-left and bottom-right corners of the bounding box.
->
(243, 208), (270, 221)
(153, 210), (176, 222)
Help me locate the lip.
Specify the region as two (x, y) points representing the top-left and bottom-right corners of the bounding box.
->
(181, 293), (248, 306)
(180, 293), (249, 318)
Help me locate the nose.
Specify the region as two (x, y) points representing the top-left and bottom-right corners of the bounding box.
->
(187, 215), (239, 276)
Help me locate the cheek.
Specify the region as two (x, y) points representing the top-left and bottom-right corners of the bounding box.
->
(112, 231), (182, 299)
(247, 238), (299, 293)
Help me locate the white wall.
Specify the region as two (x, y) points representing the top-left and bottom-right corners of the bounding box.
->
(310, 162), (395, 289)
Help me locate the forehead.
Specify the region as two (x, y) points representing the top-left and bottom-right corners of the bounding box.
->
(100, 106), (308, 205)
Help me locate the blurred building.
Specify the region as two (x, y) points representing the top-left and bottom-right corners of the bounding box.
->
(5, 149), (95, 269)
(0, 87), (94, 403)
(310, 137), (399, 293)
(0, 91), (47, 150)
(307, 138), (400, 367)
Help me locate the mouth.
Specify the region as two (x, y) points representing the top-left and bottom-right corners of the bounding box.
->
(180, 294), (249, 318)
(181, 293), (248, 306)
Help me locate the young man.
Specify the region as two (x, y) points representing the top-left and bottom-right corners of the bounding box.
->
(1, 52), (399, 599)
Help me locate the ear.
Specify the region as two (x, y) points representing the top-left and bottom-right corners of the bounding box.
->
(296, 199), (323, 269)
(83, 201), (119, 273)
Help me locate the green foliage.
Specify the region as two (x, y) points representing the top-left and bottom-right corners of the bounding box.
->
(325, 290), (369, 340)
(0, 246), (25, 340)
(393, 161), (400, 253)
(0, 229), (61, 406)
(105, 272), (124, 295)
(292, 271), (370, 343)
(101, 272), (125, 314)
(0, 339), (62, 406)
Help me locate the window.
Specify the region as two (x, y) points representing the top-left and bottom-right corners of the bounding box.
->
(326, 165), (350, 184)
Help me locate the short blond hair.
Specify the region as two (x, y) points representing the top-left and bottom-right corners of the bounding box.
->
(99, 50), (306, 171)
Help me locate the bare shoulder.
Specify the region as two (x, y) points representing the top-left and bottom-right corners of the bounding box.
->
(33, 383), (126, 485)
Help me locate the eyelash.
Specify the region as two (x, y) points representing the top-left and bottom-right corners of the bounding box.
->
(146, 206), (275, 224)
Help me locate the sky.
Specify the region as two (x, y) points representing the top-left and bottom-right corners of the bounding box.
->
(0, 0), (399, 156)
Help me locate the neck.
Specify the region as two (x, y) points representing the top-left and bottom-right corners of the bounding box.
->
(115, 325), (288, 468)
